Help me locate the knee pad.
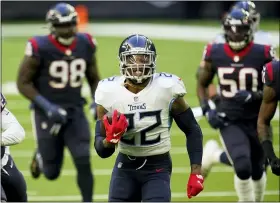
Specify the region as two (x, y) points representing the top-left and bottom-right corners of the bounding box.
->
(43, 164), (61, 180)
(234, 156), (252, 180)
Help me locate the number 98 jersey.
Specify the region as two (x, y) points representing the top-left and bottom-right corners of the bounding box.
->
(25, 33), (96, 107)
(95, 73), (186, 157)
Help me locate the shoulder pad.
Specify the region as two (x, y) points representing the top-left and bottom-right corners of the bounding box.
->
(202, 43), (219, 62)
(95, 76), (122, 110)
(262, 60), (279, 86)
(25, 37), (40, 58)
(1, 93), (7, 112)
(154, 73), (187, 98)
(78, 33), (97, 53)
(263, 45), (276, 61)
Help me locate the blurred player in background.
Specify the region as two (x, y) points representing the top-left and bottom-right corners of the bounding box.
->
(196, 0), (278, 180)
(16, 3), (101, 202)
(197, 8), (274, 201)
(258, 60), (280, 176)
(94, 34), (204, 201)
(1, 93), (27, 202)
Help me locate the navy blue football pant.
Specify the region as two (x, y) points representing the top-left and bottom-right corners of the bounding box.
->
(219, 120), (265, 180)
(109, 152), (172, 202)
(1, 155), (27, 202)
(31, 107), (93, 201)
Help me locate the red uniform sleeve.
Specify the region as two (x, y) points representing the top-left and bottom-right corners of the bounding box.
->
(25, 38), (40, 58)
(264, 45), (276, 62)
(262, 61), (274, 86)
(202, 43), (213, 62)
(84, 33), (97, 54)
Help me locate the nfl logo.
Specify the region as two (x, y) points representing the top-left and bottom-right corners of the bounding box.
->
(134, 97), (139, 102)
(65, 49), (72, 56)
(233, 55), (239, 62)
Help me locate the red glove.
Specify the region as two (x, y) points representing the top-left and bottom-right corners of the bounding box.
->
(103, 110), (128, 144)
(187, 174), (204, 199)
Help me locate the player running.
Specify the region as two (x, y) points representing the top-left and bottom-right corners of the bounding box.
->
(196, 8), (274, 201)
(94, 34), (204, 201)
(16, 3), (101, 202)
(258, 60), (280, 176)
(1, 93), (27, 202)
(198, 0), (278, 180)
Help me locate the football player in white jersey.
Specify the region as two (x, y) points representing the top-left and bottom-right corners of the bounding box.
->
(1, 93), (27, 201)
(94, 34), (204, 202)
(195, 0), (278, 179)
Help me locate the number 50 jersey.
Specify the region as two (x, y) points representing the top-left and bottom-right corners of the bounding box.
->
(95, 73), (186, 157)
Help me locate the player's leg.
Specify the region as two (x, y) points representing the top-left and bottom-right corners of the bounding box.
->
(249, 125), (266, 202)
(108, 153), (141, 202)
(64, 110), (93, 202)
(1, 184), (7, 202)
(1, 155), (27, 202)
(140, 152), (172, 202)
(220, 124), (254, 201)
(30, 110), (64, 180)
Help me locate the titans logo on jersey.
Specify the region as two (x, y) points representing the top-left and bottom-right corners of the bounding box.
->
(95, 72), (186, 157)
(1, 93), (7, 112)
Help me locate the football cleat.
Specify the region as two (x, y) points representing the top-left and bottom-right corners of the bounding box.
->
(30, 150), (41, 179)
(201, 140), (223, 178)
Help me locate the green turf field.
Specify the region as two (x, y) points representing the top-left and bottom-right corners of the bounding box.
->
(2, 27), (280, 201)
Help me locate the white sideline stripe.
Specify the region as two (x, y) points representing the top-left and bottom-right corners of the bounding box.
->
(27, 190), (279, 201)
(2, 23), (279, 46)
(11, 145), (279, 158)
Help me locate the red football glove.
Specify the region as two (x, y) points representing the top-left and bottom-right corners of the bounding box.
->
(103, 110), (128, 144)
(187, 174), (204, 199)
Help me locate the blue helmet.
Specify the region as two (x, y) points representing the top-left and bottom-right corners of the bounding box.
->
(223, 8), (254, 50)
(46, 3), (78, 45)
(232, 1), (260, 32)
(119, 34), (157, 84)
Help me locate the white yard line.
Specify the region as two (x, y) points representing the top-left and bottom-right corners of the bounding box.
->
(27, 190), (279, 201)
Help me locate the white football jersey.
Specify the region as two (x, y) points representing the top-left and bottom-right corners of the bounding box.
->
(1, 108), (25, 167)
(213, 30), (275, 47)
(95, 73), (187, 157)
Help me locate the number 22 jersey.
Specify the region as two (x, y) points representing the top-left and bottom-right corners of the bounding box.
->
(95, 73), (186, 157)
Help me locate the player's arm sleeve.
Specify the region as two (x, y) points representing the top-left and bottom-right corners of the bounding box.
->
(171, 78), (203, 165)
(17, 38), (41, 101)
(262, 62), (275, 87)
(84, 34), (101, 100)
(1, 108), (25, 146)
(264, 45), (276, 63)
(94, 81), (113, 112)
(94, 120), (115, 158)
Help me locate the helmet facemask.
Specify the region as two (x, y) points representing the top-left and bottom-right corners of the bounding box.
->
(119, 49), (156, 84)
(224, 23), (253, 50)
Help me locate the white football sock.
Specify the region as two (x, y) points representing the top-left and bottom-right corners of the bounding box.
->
(234, 175), (255, 201)
(253, 172), (267, 202)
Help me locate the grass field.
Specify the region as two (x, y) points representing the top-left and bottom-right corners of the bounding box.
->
(2, 22), (280, 202)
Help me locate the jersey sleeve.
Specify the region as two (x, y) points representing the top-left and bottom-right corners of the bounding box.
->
(202, 43), (213, 62)
(262, 61), (274, 87)
(264, 45), (276, 62)
(172, 75), (187, 98)
(1, 93), (7, 112)
(94, 77), (116, 112)
(83, 33), (97, 54)
(25, 38), (40, 58)
(1, 108), (25, 146)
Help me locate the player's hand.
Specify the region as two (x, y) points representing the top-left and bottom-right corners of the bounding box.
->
(232, 90), (253, 104)
(90, 101), (97, 121)
(47, 104), (67, 124)
(187, 174), (204, 199)
(205, 110), (228, 129)
(103, 110), (128, 144)
(270, 158), (280, 176)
